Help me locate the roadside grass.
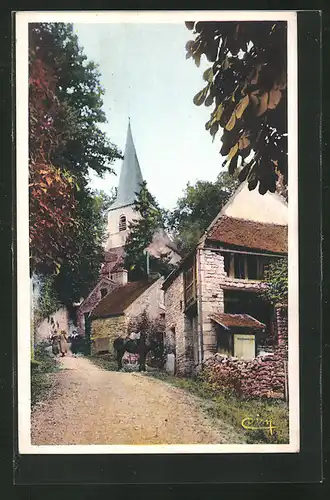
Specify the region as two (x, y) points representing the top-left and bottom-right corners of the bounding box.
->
(145, 372), (289, 444)
(31, 343), (60, 407)
(89, 354), (118, 372)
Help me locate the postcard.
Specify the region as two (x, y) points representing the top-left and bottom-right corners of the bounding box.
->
(16, 10), (299, 455)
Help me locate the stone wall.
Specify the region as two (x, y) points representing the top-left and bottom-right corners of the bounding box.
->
(76, 278), (118, 337)
(125, 277), (165, 321)
(198, 248), (225, 359)
(91, 315), (127, 356)
(36, 307), (70, 343)
(276, 305), (288, 350)
(164, 273), (194, 376)
(201, 305), (288, 400)
(203, 351), (286, 399)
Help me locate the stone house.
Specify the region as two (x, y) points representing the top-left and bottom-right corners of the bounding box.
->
(162, 181), (288, 376)
(90, 276), (165, 355)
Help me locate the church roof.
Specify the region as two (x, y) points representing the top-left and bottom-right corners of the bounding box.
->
(109, 121), (143, 211)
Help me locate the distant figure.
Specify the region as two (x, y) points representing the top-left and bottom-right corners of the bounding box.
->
(51, 332), (60, 356)
(59, 330), (68, 357)
(70, 332), (81, 356)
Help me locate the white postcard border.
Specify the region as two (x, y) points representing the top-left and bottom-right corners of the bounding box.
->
(16, 10), (299, 454)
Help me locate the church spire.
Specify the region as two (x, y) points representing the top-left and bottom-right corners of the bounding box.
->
(109, 120), (143, 211)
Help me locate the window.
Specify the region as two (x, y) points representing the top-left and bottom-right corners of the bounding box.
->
(100, 288), (107, 298)
(246, 254), (258, 280)
(234, 254), (245, 279)
(183, 258), (197, 309)
(119, 214), (127, 231)
(222, 252), (278, 280)
(223, 253), (231, 275)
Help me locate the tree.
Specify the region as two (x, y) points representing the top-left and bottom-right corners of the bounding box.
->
(29, 49), (78, 275)
(52, 188), (108, 306)
(186, 21), (287, 194)
(29, 23), (121, 305)
(260, 258), (288, 305)
(124, 182), (175, 281)
(168, 171), (239, 253)
(93, 188), (117, 225)
(29, 23), (122, 181)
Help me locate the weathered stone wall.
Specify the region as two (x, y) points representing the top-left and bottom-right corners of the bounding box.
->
(164, 274), (194, 376)
(203, 351), (287, 399)
(202, 305), (288, 400)
(276, 305), (288, 350)
(76, 279), (118, 337)
(125, 277), (165, 321)
(91, 315), (127, 356)
(198, 248), (225, 359)
(36, 307), (70, 343)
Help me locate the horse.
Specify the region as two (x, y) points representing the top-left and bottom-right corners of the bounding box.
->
(113, 334), (157, 372)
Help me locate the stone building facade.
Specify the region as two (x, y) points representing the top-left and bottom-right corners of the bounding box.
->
(90, 277), (165, 356)
(163, 182), (288, 376)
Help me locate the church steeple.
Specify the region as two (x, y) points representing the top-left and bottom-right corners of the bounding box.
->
(109, 120), (143, 211)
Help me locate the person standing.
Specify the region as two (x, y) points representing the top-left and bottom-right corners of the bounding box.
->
(59, 330), (68, 357)
(51, 331), (60, 356)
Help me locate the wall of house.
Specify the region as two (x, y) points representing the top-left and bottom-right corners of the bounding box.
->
(197, 248), (226, 360)
(76, 279), (118, 337)
(91, 315), (128, 356)
(36, 307), (71, 343)
(164, 273), (194, 376)
(125, 278), (165, 321)
(221, 182), (288, 225)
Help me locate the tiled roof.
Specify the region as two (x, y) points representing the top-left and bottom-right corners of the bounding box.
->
(207, 216), (287, 254)
(210, 313), (266, 331)
(91, 278), (158, 319)
(102, 246), (125, 275)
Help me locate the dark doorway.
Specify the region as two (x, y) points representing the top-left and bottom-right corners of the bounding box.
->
(223, 289), (275, 346)
(84, 312), (92, 355)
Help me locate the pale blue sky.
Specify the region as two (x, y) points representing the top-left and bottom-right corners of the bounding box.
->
(74, 22), (225, 210)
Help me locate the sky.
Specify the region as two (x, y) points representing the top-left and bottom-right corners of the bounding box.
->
(74, 22), (226, 210)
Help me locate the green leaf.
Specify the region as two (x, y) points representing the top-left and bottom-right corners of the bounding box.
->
(203, 67), (214, 83)
(193, 85), (209, 106)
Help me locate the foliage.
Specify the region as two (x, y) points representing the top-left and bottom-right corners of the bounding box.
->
(260, 257), (288, 305)
(33, 275), (61, 326)
(128, 310), (165, 368)
(124, 181), (176, 281)
(29, 22), (121, 305)
(29, 23), (122, 181)
(186, 21), (287, 194)
(168, 171), (239, 253)
(93, 188), (117, 224)
(29, 52), (77, 274)
(52, 188), (107, 305)
(31, 343), (60, 407)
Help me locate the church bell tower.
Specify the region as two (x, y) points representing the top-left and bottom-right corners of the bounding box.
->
(105, 121), (143, 251)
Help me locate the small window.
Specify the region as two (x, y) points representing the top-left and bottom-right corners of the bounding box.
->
(223, 253), (231, 276)
(100, 288), (107, 298)
(234, 254), (245, 279)
(119, 214), (127, 231)
(246, 254), (258, 280)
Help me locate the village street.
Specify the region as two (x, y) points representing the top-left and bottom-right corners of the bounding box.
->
(31, 355), (245, 446)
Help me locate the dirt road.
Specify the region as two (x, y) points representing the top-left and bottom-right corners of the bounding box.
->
(31, 355), (245, 445)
